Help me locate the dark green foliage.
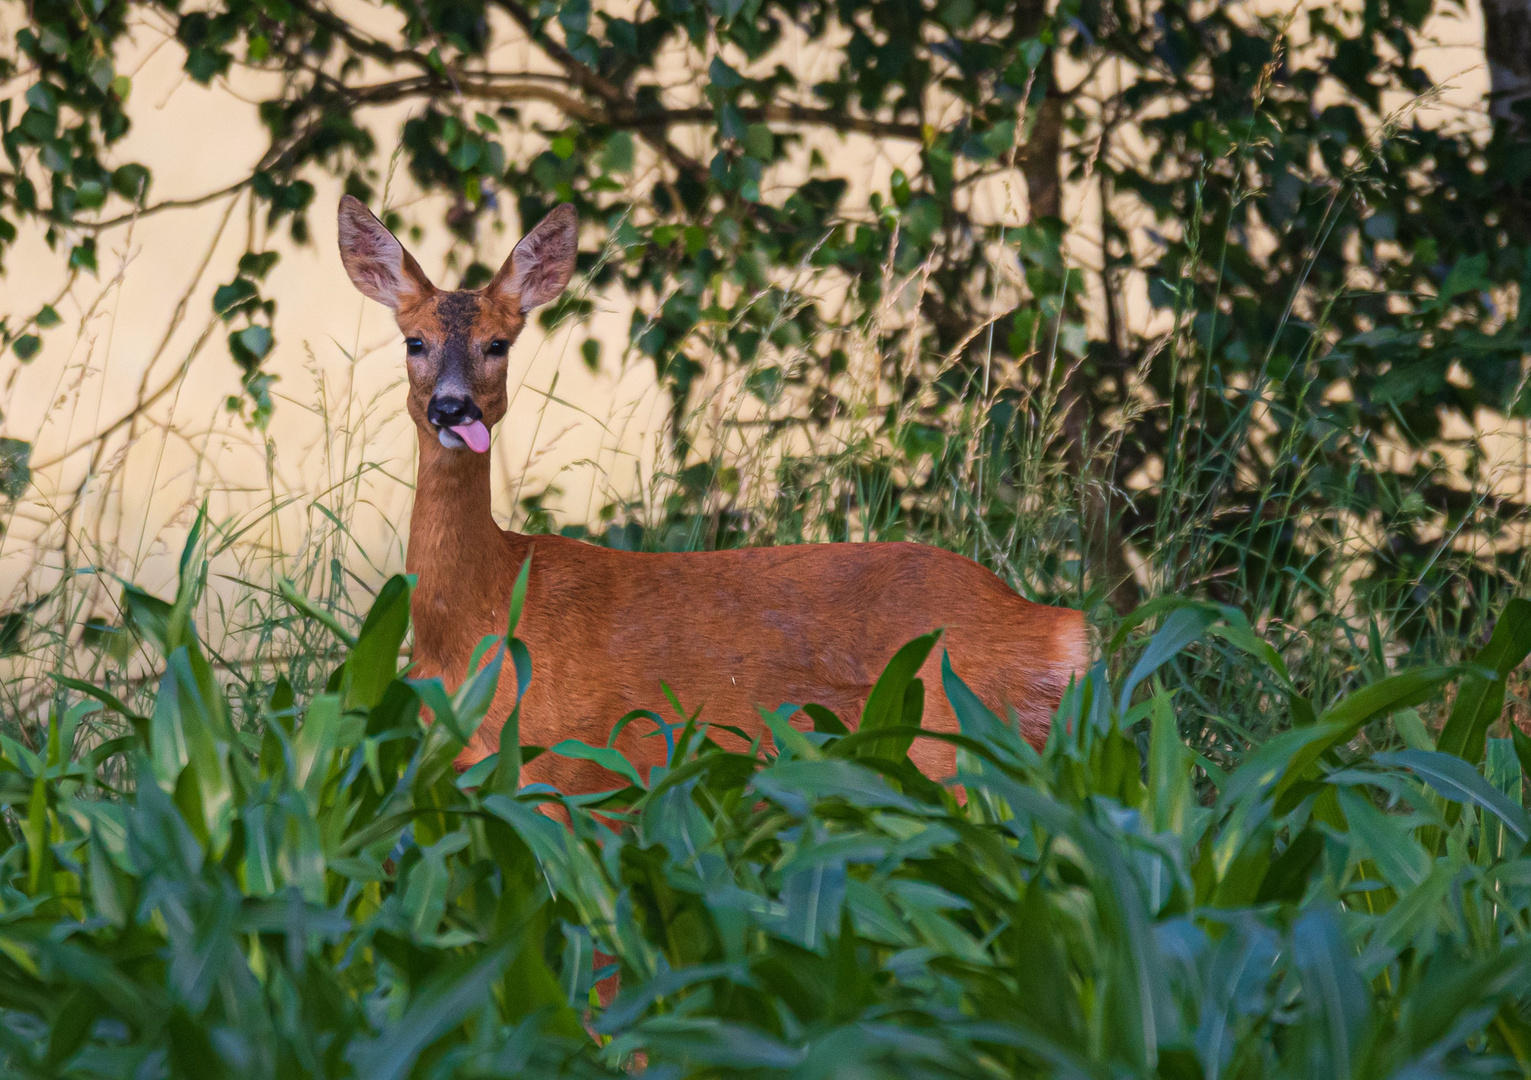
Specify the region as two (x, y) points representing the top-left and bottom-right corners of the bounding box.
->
(3, 526), (1531, 1077)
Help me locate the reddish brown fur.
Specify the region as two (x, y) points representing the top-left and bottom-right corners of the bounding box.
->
(337, 196), (1090, 791)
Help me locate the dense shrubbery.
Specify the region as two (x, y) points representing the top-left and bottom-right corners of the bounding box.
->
(2, 522), (1531, 1078)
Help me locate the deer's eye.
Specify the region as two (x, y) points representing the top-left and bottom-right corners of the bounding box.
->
(486, 339), (510, 357)
(405, 337), (425, 355)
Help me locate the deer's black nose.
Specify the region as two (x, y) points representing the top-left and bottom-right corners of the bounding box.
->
(427, 395), (481, 429)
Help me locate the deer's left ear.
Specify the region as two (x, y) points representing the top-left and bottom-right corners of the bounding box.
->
(489, 203), (578, 312)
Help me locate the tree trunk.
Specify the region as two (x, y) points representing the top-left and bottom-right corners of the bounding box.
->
(1483, 0), (1531, 125)
(1015, 26), (1142, 618)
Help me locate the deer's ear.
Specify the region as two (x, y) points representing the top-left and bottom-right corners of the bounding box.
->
(490, 203), (578, 312)
(337, 195), (435, 309)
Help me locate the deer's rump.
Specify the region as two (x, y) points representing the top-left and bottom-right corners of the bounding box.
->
(445, 536), (1089, 789)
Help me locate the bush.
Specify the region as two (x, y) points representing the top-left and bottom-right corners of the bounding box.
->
(3, 525), (1531, 1078)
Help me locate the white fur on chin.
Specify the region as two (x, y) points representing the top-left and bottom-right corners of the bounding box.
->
(437, 427), (467, 449)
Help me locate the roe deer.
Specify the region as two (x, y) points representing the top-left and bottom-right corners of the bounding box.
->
(337, 195), (1089, 789)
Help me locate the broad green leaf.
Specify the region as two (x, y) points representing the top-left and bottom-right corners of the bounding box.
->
(1375, 750), (1530, 844)
(1335, 786), (1431, 888)
(547, 738), (645, 789)
(1317, 665), (1456, 729)
(452, 637), (505, 741)
(51, 674), (148, 725)
(752, 758), (926, 814)
(346, 945), (513, 1080)
(1146, 687), (1190, 834)
(1513, 724), (1531, 788)
(120, 581), (173, 656)
(857, 632), (940, 762)
(1269, 666), (1457, 801)
(1118, 606), (1218, 713)
(1437, 599), (1531, 766)
(165, 501), (208, 652)
(24, 772), (46, 894)
(409, 677), (465, 743)
(1483, 738), (1524, 865)
(1394, 707), (1434, 751)
(277, 577), (357, 646)
(941, 651), (1037, 770)
(507, 550), (532, 637)
(803, 703), (848, 735)
(1290, 906), (1369, 1078)
(760, 704), (821, 761)
(1357, 856), (1458, 977)
(482, 640), (532, 796)
(1255, 827), (1323, 904)
(344, 573), (411, 709)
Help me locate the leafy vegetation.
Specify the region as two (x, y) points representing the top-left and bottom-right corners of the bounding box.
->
(4, 522), (1531, 1077)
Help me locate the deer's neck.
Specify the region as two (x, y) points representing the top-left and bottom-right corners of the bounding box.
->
(407, 431), (520, 670)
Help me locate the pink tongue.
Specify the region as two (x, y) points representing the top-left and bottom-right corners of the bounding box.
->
(451, 420), (491, 453)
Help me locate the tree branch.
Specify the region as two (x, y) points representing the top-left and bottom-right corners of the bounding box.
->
(487, 0), (713, 185)
(347, 74), (926, 140)
(73, 178), (253, 233)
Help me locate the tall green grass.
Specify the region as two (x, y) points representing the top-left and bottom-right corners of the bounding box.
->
(2, 520), (1531, 1077)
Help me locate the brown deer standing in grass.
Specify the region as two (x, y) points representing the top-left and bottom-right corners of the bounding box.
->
(337, 195), (1089, 790)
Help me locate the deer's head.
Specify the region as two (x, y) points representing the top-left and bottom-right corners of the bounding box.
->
(337, 196), (577, 453)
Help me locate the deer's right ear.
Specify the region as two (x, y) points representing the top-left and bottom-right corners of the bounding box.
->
(337, 196), (435, 310)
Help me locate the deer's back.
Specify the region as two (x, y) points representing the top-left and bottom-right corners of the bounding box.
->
(450, 534), (1088, 788)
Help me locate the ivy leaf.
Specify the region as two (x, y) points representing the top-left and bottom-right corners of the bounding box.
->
(0, 438), (31, 498)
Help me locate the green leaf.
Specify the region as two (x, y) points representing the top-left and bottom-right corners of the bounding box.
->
(507, 551), (532, 638)
(803, 703), (848, 735)
(600, 130), (634, 172)
(24, 772), (47, 894)
(1483, 738), (1524, 865)
(345, 574), (411, 709)
(1290, 906), (1369, 1077)
(152, 645), (236, 853)
(212, 277), (256, 318)
(166, 500), (208, 652)
(547, 738), (644, 789)
(752, 758), (925, 813)
(1512, 725), (1531, 790)
(11, 333), (39, 361)
(760, 704), (820, 761)
(452, 638), (505, 741)
(120, 581), (173, 655)
(0, 438), (31, 497)
(1437, 599), (1531, 766)
(1146, 688), (1189, 834)
(708, 57), (743, 89)
(743, 123), (774, 160)
(1118, 606), (1217, 714)
(1357, 856), (1458, 977)
(1255, 827), (1323, 904)
(1270, 665), (1458, 802)
(488, 639), (531, 796)
(346, 945), (513, 1080)
(857, 631), (940, 763)
(1375, 750), (1530, 844)
(277, 578), (357, 646)
(1335, 786), (1431, 888)
(51, 673), (148, 725)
